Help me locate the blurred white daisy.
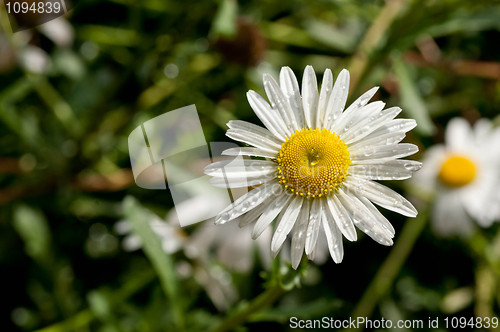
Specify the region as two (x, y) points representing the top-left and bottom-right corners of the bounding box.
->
(114, 193), (272, 272)
(114, 193), (275, 310)
(414, 117), (500, 236)
(205, 66), (421, 268)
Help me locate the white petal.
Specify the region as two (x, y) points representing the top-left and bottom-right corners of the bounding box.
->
(114, 220), (132, 235)
(227, 120), (282, 145)
(204, 159), (276, 178)
(366, 119), (417, 140)
(364, 119), (417, 144)
(334, 101), (385, 136)
(324, 69), (350, 130)
(316, 69), (333, 129)
(472, 118), (493, 143)
(326, 194), (357, 241)
(301, 65), (319, 128)
(215, 181), (278, 224)
(209, 173), (275, 188)
(252, 192), (293, 239)
(344, 177), (418, 217)
(279, 67), (305, 129)
(263, 73), (296, 135)
(236, 199), (270, 228)
(235, 202), (271, 229)
(270, 196), (303, 254)
(336, 189), (393, 246)
(247, 90), (288, 140)
(348, 160), (422, 181)
(123, 235), (142, 251)
(222, 147), (277, 159)
(321, 199), (344, 263)
(350, 143), (419, 163)
(291, 199), (311, 269)
(305, 198), (322, 256)
(342, 107), (402, 144)
(357, 196), (395, 236)
(217, 226), (253, 272)
(226, 130), (281, 153)
(445, 117), (472, 151)
(330, 86), (378, 132)
(270, 204), (289, 258)
(348, 131), (406, 151)
(459, 170), (500, 227)
(432, 191), (474, 237)
(411, 145), (446, 191)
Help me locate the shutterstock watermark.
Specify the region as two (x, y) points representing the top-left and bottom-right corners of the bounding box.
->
(3, 0), (74, 32)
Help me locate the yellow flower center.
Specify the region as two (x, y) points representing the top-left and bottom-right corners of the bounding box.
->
(438, 155), (476, 187)
(276, 128), (351, 198)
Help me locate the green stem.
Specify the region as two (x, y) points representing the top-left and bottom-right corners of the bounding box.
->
(347, 209), (428, 331)
(467, 232), (500, 277)
(34, 310), (94, 332)
(28, 75), (82, 137)
(348, 0), (407, 92)
(474, 264), (496, 318)
(209, 283), (285, 332)
(123, 197), (185, 331)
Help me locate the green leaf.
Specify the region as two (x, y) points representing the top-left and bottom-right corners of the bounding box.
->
(0, 78), (43, 146)
(122, 196), (185, 330)
(393, 57), (435, 136)
(304, 19), (361, 54)
(87, 290), (112, 320)
(211, 0), (238, 38)
(79, 25), (140, 46)
(425, 6), (500, 38)
(13, 205), (51, 263)
(262, 22), (320, 49)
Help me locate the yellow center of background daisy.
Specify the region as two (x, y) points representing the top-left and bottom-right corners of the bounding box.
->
(438, 155), (476, 187)
(276, 128), (351, 198)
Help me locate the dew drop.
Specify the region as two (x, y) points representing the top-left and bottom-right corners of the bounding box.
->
(404, 162), (421, 171)
(220, 212), (230, 223)
(363, 148), (376, 157)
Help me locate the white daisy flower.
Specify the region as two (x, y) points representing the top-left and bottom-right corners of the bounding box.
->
(205, 66), (421, 268)
(413, 117), (500, 237)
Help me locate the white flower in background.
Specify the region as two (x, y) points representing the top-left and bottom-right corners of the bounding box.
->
(114, 193), (276, 310)
(7, 17), (75, 74)
(205, 66), (421, 268)
(38, 18), (75, 47)
(114, 216), (186, 254)
(114, 193), (271, 271)
(186, 221), (273, 272)
(414, 118), (500, 236)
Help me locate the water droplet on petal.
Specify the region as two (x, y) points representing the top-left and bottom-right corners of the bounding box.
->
(220, 212), (230, 223)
